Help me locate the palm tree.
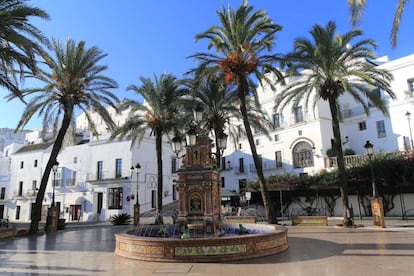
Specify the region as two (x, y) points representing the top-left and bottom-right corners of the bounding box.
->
(110, 73), (187, 225)
(0, 0), (50, 100)
(275, 21), (395, 225)
(348, 0), (409, 48)
(187, 72), (273, 169)
(190, 0), (283, 223)
(183, 73), (239, 169)
(8, 38), (119, 234)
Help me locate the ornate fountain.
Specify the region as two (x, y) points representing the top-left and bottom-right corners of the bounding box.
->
(114, 108), (288, 262)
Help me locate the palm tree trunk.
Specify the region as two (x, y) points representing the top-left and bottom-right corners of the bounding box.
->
(29, 111), (73, 234)
(328, 98), (351, 226)
(238, 77), (277, 224)
(154, 129), (164, 225)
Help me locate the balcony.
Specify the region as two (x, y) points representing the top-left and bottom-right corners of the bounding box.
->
(325, 150), (412, 168)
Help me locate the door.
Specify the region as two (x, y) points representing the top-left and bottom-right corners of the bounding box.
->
(70, 205), (81, 221)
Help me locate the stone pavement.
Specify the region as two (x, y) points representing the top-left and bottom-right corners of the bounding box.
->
(0, 218), (413, 275)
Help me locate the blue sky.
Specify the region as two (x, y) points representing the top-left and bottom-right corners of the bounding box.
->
(1, 0), (413, 130)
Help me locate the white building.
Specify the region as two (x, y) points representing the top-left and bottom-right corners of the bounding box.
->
(221, 54), (414, 196)
(1, 118), (178, 223)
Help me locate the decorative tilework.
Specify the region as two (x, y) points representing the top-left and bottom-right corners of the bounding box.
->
(175, 244), (247, 256)
(119, 242), (163, 255)
(256, 236), (287, 250)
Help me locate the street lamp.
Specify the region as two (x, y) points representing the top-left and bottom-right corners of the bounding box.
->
(130, 163), (141, 205)
(364, 140), (386, 227)
(130, 163), (141, 225)
(51, 161), (59, 207)
(364, 140), (377, 198)
(405, 111), (413, 149)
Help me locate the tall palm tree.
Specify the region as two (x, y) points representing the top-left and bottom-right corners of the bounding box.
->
(190, 0), (283, 223)
(110, 73), (187, 225)
(187, 72), (273, 169)
(0, 0), (50, 100)
(275, 21), (395, 225)
(8, 38), (119, 234)
(348, 0), (409, 48)
(184, 73), (239, 169)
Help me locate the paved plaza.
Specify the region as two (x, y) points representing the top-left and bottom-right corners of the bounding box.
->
(0, 219), (413, 275)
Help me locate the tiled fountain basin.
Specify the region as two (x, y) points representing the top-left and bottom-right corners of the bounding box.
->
(114, 223), (288, 262)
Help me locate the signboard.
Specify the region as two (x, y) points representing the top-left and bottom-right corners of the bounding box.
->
(245, 192), (251, 201)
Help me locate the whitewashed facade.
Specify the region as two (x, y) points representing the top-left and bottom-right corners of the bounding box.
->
(1, 122), (178, 223)
(221, 54), (414, 194)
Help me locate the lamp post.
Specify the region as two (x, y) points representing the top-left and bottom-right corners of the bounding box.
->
(51, 161), (59, 207)
(130, 163), (141, 225)
(364, 141), (377, 198)
(406, 111), (414, 149)
(46, 161), (59, 233)
(364, 140), (385, 227)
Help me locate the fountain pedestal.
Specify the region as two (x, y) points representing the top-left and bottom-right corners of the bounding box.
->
(175, 135), (222, 234)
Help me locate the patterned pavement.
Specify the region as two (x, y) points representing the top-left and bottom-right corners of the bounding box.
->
(0, 218), (413, 275)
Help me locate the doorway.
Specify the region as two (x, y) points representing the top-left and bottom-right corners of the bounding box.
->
(70, 205), (81, 221)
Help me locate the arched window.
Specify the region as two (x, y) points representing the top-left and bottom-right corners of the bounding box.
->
(293, 141), (314, 168)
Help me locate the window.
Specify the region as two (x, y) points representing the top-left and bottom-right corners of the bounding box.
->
(376, 120), (386, 138)
(172, 158), (178, 173)
(221, 176), (225, 188)
(239, 179), (247, 193)
(359, 121), (367, 131)
(172, 184), (177, 200)
(15, 206), (20, 220)
(151, 190), (156, 208)
(18, 181), (23, 196)
(73, 157), (78, 164)
(34, 159), (38, 167)
(274, 134), (279, 142)
(293, 142), (314, 168)
(115, 158), (122, 178)
(237, 125), (244, 138)
(273, 113), (281, 128)
(108, 187), (123, 209)
(221, 157), (226, 170)
(71, 171), (77, 186)
(20, 161), (24, 169)
(1, 187), (5, 200)
(238, 158), (245, 173)
(32, 180), (37, 190)
(253, 125), (262, 135)
(408, 79), (414, 92)
(298, 130), (302, 136)
(275, 151), (283, 168)
(369, 87), (381, 107)
(97, 161), (103, 180)
(294, 106), (304, 123)
(255, 138), (260, 146)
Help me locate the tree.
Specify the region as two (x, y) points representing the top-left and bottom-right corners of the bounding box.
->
(275, 21), (395, 225)
(8, 39), (119, 234)
(187, 72), (273, 169)
(110, 73), (187, 225)
(348, 0), (409, 48)
(184, 73), (240, 169)
(0, 0), (50, 100)
(190, 0), (283, 223)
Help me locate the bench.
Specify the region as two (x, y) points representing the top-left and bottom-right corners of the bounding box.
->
(0, 228), (16, 240)
(291, 216), (328, 226)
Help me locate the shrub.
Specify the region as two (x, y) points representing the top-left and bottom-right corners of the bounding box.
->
(110, 213), (132, 225)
